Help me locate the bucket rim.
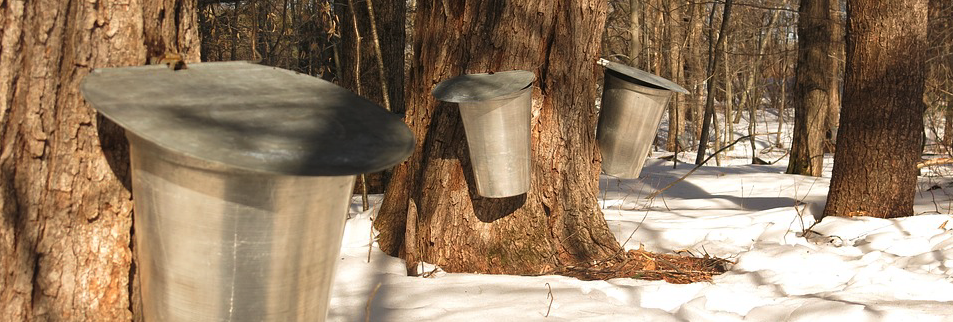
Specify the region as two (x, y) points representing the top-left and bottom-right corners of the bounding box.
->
(599, 59), (690, 94)
(81, 61), (414, 177)
(432, 70), (536, 103)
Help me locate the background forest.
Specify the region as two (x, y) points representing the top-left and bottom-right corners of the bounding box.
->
(196, 0), (951, 158)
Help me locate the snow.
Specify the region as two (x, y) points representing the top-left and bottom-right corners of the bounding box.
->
(328, 109), (953, 321)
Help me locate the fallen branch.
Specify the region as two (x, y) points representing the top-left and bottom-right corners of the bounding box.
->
(647, 135), (752, 200)
(917, 158), (953, 169)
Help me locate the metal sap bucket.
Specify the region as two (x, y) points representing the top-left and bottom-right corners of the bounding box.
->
(432, 71), (535, 198)
(81, 62), (414, 322)
(596, 59), (689, 178)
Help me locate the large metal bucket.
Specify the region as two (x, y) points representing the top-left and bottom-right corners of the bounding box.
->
(433, 71), (535, 198)
(129, 133), (355, 321)
(80, 62), (414, 322)
(596, 60), (689, 178)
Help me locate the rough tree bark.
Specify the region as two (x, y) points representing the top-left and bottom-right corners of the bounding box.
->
(786, 0), (832, 176)
(823, 0), (928, 218)
(0, 0), (199, 320)
(374, 0), (621, 275)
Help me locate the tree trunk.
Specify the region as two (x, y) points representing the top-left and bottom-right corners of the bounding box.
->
(630, 0), (642, 66)
(946, 107), (953, 148)
(777, 35), (792, 148)
(823, 0), (928, 219)
(337, 0), (405, 114)
(929, 0), (952, 148)
(665, 0), (686, 152)
(0, 0), (199, 320)
(374, 0), (621, 275)
(825, 0), (845, 153)
(651, 0), (663, 75)
(724, 42), (734, 146)
(696, 0), (734, 164)
(786, 0), (832, 176)
(686, 1), (705, 145)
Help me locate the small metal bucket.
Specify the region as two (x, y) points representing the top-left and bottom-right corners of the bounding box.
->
(433, 71), (535, 198)
(596, 60), (689, 178)
(81, 62), (414, 322)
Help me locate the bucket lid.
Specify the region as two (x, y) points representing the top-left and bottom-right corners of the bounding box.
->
(81, 61), (414, 176)
(599, 59), (690, 94)
(432, 70), (535, 103)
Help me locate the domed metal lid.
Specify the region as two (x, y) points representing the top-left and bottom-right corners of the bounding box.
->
(599, 59), (690, 94)
(81, 61), (414, 176)
(432, 70), (535, 103)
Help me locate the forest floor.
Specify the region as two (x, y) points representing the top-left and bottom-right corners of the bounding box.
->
(327, 109), (953, 321)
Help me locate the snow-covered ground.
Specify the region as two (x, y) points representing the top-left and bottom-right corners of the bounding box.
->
(328, 109), (953, 321)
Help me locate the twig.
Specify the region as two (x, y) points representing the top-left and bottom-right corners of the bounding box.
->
(544, 283), (554, 317)
(421, 264), (441, 278)
(648, 135), (752, 200)
(360, 174), (369, 211)
(364, 0), (392, 111)
(619, 210), (650, 249)
(788, 177), (821, 241)
(367, 217), (374, 263)
(364, 282), (383, 322)
(766, 149), (790, 165)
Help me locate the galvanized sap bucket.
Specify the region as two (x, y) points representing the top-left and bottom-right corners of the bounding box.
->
(81, 62), (414, 322)
(432, 71), (535, 198)
(596, 59), (689, 178)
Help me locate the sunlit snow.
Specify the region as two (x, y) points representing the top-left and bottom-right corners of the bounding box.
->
(328, 109), (953, 321)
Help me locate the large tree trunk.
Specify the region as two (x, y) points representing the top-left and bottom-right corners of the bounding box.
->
(823, 0), (928, 219)
(0, 0), (199, 320)
(786, 0), (832, 176)
(374, 0), (621, 275)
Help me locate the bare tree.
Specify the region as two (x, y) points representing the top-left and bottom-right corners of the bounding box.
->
(696, 0), (735, 164)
